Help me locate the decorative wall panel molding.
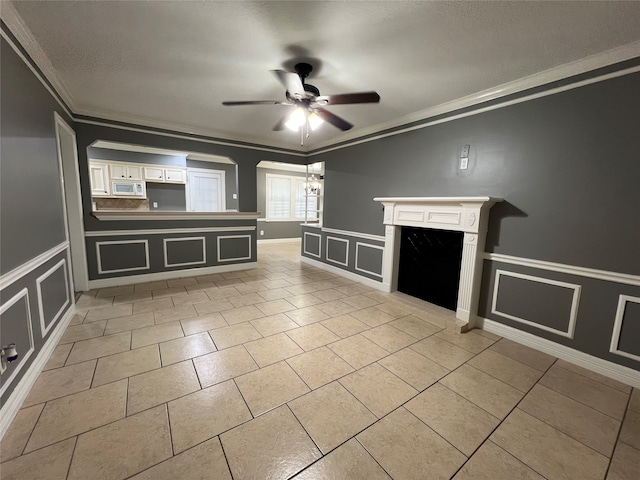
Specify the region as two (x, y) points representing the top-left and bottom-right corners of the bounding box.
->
(325, 236), (349, 267)
(85, 226), (256, 237)
(321, 227), (385, 243)
(0, 289), (35, 398)
(491, 269), (581, 338)
(610, 294), (640, 362)
(0, 242), (68, 290)
(163, 237), (206, 268)
(35, 259), (70, 337)
(96, 240), (150, 274)
(217, 235), (251, 262)
(484, 252), (640, 287)
(303, 232), (322, 259)
(355, 242), (384, 278)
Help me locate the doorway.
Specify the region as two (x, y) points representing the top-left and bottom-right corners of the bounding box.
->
(186, 169), (226, 212)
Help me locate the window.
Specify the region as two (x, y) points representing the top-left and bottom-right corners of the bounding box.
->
(266, 173), (317, 221)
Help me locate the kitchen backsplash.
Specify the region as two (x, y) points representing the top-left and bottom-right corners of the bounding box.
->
(94, 198), (149, 211)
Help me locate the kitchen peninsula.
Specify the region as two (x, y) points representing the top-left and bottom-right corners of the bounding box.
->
(85, 210), (260, 289)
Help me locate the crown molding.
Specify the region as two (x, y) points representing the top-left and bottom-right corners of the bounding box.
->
(1, 1), (78, 112)
(308, 40), (640, 153)
(74, 106), (305, 155)
(76, 116), (306, 157)
(4, 1), (639, 157)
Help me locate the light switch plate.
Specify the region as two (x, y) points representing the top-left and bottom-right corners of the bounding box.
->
(460, 158), (469, 170)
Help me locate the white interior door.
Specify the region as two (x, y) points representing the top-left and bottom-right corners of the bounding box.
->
(54, 113), (89, 291)
(187, 170), (225, 212)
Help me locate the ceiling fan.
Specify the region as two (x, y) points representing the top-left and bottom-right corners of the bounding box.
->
(222, 63), (380, 137)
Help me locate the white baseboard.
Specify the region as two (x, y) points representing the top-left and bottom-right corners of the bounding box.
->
(257, 238), (301, 244)
(88, 262), (257, 289)
(0, 305), (76, 440)
(301, 256), (388, 291)
(480, 317), (640, 389)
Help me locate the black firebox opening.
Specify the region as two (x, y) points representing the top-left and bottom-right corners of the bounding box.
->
(397, 226), (464, 311)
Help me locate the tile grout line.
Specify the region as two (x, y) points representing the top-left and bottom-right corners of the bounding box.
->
(445, 355), (558, 480)
(165, 403), (175, 458)
(64, 436), (79, 480)
(602, 388), (634, 479)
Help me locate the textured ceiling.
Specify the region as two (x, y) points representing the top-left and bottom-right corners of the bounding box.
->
(6, 1), (640, 151)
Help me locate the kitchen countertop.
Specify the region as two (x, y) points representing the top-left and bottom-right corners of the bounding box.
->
(92, 210), (261, 221)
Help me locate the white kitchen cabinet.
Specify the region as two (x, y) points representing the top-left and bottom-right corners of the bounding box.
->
(90, 163), (110, 196)
(110, 164), (142, 181)
(164, 168), (186, 184)
(144, 166), (165, 183)
(144, 166), (186, 184)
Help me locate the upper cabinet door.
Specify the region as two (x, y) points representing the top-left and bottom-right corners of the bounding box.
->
(127, 165), (142, 181)
(110, 164), (142, 180)
(144, 167), (165, 183)
(110, 164), (128, 179)
(90, 163), (110, 196)
(164, 168), (186, 184)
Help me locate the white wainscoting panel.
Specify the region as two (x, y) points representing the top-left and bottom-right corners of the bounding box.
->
(491, 269), (581, 339)
(325, 236), (349, 267)
(355, 242), (384, 279)
(163, 237), (206, 268)
(0, 289), (35, 398)
(303, 232), (322, 259)
(217, 235), (252, 262)
(610, 294), (640, 363)
(96, 239), (150, 274)
(35, 258), (70, 337)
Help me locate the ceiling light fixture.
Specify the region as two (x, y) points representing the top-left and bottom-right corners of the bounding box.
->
(284, 108), (324, 146)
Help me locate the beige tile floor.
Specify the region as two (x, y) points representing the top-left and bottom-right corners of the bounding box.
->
(1, 241), (639, 479)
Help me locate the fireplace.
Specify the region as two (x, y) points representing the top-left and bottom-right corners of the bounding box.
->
(374, 197), (501, 330)
(398, 226), (464, 310)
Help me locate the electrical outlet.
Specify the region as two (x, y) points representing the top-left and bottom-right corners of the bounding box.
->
(260, 230), (264, 236)
(153, 202), (158, 208)
(460, 157), (469, 170)
(232, 193), (237, 199)
(461, 144), (470, 157)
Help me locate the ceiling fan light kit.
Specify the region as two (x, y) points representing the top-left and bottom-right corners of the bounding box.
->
(223, 62), (380, 145)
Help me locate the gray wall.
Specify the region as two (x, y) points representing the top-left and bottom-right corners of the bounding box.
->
(147, 183), (187, 211)
(87, 146), (186, 166)
(1, 36), (75, 403)
(1, 37), (71, 274)
(256, 167), (306, 240)
(306, 68), (640, 370)
(317, 72), (640, 276)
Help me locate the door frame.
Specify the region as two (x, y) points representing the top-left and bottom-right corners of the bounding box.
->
(186, 168), (226, 212)
(54, 112), (89, 291)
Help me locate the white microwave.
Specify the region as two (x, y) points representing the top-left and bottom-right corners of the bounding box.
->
(112, 181), (145, 197)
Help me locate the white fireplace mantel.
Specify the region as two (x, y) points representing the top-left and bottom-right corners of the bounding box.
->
(373, 196), (502, 330)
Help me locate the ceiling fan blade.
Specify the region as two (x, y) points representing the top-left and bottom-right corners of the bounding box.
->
(272, 70), (305, 97)
(222, 100), (291, 106)
(314, 108), (353, 131)
(315, 91), (380, 105)
(272, 113), (289, 131)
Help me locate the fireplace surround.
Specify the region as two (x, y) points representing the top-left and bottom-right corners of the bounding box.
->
(374, 197), (502, 330)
